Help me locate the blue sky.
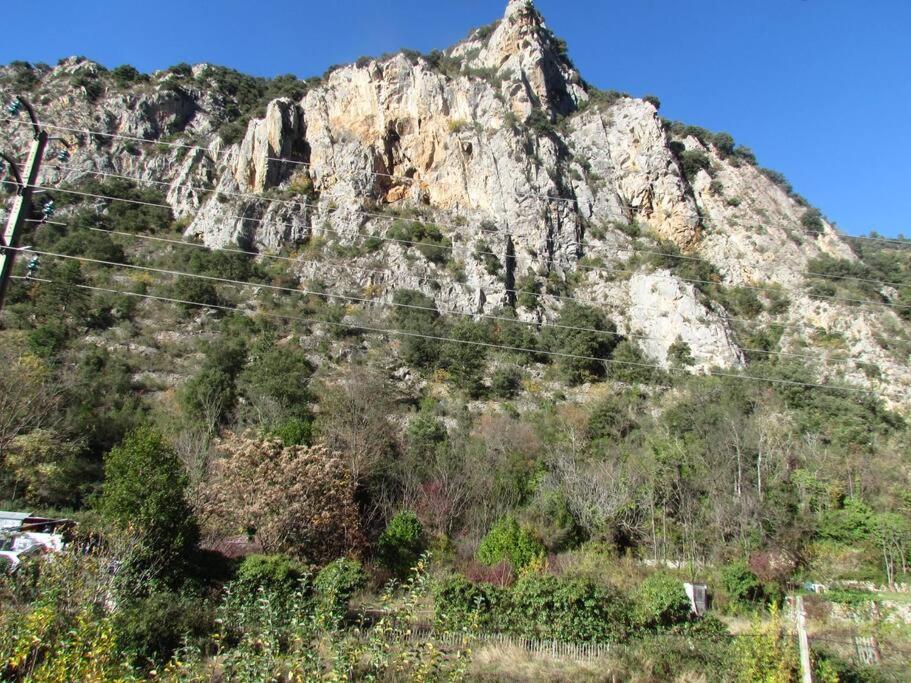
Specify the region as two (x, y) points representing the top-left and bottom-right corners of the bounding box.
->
(3, 0), (909, 237)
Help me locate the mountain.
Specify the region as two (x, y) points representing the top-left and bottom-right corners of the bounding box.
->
(1, 0), (909, 407)
(3, 3), (911, 678)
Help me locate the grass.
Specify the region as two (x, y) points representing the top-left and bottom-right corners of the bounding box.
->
(469, 643), (617, 682)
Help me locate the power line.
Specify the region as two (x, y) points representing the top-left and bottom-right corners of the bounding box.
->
(15, 245), (632, 341)
(16, 243), (835, 366)
(31, 214), (808, 335)
(2, 116), (582, 206)
(47, 165), (911, 290)
(30, 183), (911, 312)
(9, 115), (911, 247)
(9, 273), (876, 395)
(39, 221), (855, 365)
(15, 189), (871, 362)
(23, 186), (908, 353)
(68, 222), (836, 339)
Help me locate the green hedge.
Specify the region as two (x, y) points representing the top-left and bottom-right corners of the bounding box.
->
(434, 573), (632, 642)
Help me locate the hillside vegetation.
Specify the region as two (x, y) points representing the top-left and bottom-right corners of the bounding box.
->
(1, 1), (910, 680)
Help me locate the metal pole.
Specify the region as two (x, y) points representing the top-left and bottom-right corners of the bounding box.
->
(0, 101), (47, 313)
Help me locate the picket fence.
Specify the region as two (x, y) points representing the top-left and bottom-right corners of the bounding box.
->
(409, 628), (615, 661)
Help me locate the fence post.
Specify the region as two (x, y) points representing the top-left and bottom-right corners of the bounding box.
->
(795, 596), (813, 683)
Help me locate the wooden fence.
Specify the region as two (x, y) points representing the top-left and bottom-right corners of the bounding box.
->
(427, 630), (615, 660)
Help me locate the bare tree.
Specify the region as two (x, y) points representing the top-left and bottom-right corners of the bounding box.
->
(313, 366), (399, 486)
(0, 336), (65, 452)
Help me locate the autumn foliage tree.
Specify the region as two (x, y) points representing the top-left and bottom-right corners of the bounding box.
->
(199, 433), (363, 562)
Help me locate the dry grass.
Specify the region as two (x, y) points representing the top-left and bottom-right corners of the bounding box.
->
(467, 639), (726, 682)
(468, 643), (618, 682)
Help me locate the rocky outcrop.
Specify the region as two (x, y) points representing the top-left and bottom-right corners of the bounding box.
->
(234, 98), (306, 193)
(567, 101), (701, 249)
(461, 0), (587, 117)
(2, 0), (908, 407)
(627, 270), (744, 372)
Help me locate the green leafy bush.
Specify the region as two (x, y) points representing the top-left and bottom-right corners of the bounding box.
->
(526, 109), (555, 136)
(717, 285), (764, 319)
(801, 208), (824, 234)
(270, 417), (313, 446)
(434, 573), (630, 643)
(508, 573), (631, 642)
(99, 427), (199, 587)
(111, 64), (144, 86)
(514, 271), (542, 311)
(819, 496), (874, 544)
(434, 575), (508, 632)
(678, 149), (712, 181)
(313, 558), (366, 625)
(26, 322), (69, 358)
(668, 337), (695, 369)
(490, 365), (522, 398)
(608, 340), (664, 384)
(237, 334), (313, 424)
(634, 572), (692, 630)
(236, 554), (309, 591)
(378, 511), (426, 576)
(113, 591), (213, 665)
(171, 277), (221, 311)
(721, 561), (764, 606)
(440, 318), (490, 397)
(587, 390), (642, 442)
(732, 606), (799, 682)
(71, 74), (103, 102)
(477, 516), (545, 569)
(544, 302), (618, 385)
(643, 95), (661, 110)
(179, 337), (247, 427)
(392, 289), (442, 369)
(474, 240), (502, 275)
(387, 219), (451, 264)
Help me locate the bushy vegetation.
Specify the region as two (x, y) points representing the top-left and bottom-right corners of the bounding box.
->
(543, 302), (619, 384)
(805, 247), (911, 318)
(477, 516), (545, 569)
(378, 511), (426, 576)
(2, 48), (911, 682)
(677, 148), (713, 182)
(387, 218), (452, 264)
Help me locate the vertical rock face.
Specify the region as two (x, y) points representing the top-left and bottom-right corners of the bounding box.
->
(3, 0), (909, 406)
(568, 101), (701, 249)
(472, 0), (587, 117)
(234, 99), (305, 193)
(627, 271), (744, 372)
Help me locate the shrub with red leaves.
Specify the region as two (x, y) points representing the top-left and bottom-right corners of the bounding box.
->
(461, 559), (515, 587)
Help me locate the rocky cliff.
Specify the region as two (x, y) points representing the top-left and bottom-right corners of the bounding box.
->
(2, 0), (909, 406)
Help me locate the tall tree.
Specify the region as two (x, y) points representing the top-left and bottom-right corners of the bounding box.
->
(100, 427), (199, 585)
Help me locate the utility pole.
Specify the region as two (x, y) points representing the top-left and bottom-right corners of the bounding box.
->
(0, 97), (48, 313)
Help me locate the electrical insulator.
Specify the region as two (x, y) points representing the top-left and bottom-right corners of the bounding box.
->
(6, 99), (22, 116)
(26, 256), (40, 275)
(43, 200), (55, 218)
(57, 149), (71, 162)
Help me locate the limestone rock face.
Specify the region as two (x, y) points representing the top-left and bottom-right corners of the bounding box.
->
(627, 271), (744, 372)
(234, 98), (305, 193)
(467, 0), (587, 117)
(568, 102), (701, 249)
(2, 0), (909, 407)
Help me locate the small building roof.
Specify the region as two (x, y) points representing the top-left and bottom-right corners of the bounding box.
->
(0, 512), (32, 530)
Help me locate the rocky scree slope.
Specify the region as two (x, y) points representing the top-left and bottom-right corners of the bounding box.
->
(1, 0), (908, 406)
